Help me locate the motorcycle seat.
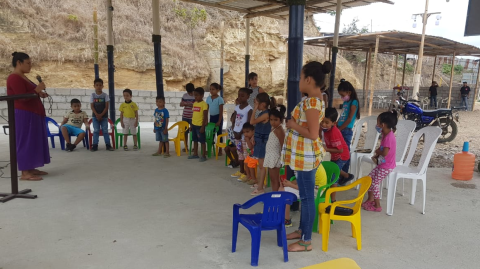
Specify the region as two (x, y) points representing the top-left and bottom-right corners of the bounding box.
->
(423, 109), (451, 117)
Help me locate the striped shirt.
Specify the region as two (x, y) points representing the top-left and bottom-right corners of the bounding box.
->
(281, 97), (325, 171)
(181, 93), (196, 119)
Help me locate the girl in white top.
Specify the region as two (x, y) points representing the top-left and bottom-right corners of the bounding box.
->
(263, 105), (286, 192)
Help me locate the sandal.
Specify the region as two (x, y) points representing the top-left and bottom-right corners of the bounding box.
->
(362, 201), (375, 208)
(286, 230), (302, 240)
(364, 204), (382, 212)
(32, 169), (48, 175)
(288, 241), (312, 252)
(250, 188), (265, 196)
(20, 175), (43, 181)
(250, 184), (258, 189)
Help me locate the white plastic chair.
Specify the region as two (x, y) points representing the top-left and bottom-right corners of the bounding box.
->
(421, 97), (429, 110)
(386, 126), (442, 216)
(357, 120), (417, 198)
(350, 116), (380, 185)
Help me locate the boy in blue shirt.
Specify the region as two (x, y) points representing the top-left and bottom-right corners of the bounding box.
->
(90, 78), (114, 151)
(152, 96), (170, 157)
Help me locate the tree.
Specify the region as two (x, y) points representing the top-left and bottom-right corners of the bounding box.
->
(342, 18), (369, 34)
(442, 64), (464, 75)
(174, 3), (207, 53)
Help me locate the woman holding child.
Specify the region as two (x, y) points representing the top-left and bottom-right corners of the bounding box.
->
(6, 52), (50, 181)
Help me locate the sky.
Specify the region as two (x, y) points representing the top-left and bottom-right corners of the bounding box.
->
(313, 0), (480, 58)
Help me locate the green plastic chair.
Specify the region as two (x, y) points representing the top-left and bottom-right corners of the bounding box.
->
(313, 161), (340, 233)
(189, 123), (218, 158)
(114, 118), (141, 149)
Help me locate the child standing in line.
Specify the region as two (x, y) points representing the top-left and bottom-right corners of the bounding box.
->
(206, 83), (224, 156)
(336, 79), (360, 185)
(60, 98), (89, 152)
(119, 88), (139, 151)
(152, 96), (170, 157)
(321, 108), (353, 202)
(188, 87), (209, 162)
(282, 61), (331, 252)
(249, 93), (274, 196)
(362, 111), (398, 212)
(247, 72), (265, 110)
(90, 78), (114, 152)
(180, 83), (195, 151)
(263, 105), (286, 192)
(229, 88), (253, 181)
(242, 123), (257, 184)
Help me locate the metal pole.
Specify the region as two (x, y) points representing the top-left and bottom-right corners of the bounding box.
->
(328, 0), (342, 108)
(412, 0), (429, 99)
(362, 49), (370, 110)
(245, 18), (250, 88)
(285, 0), (305, 183)
(431, 55), (437, 83)
(220, 21), (225, 97)
(93, 8), (99, 79)
(152, 0), (164, 98)
(447, 51), (456, 108)
(106, 0), (115, 123)
(368, 35), (380, 116)
(473, 61), (480, 110)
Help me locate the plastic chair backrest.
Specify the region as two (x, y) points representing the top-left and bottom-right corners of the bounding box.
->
(169, 121), (189, 137)
(45, 117), (58, 136)
(402, 126), (442, 175)
(205, 122), (218, 141)
(321, 161), (340, 185)
(260, 192), (297, 227)
(351, 116), (379, 151)
(352, 176), (372, 214)
(394, 120), (416, 163)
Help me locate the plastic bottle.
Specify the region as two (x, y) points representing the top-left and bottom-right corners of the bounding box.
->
(452, 142), (476, 181)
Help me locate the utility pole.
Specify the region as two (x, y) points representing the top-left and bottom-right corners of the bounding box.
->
(411, 0), (441, 99)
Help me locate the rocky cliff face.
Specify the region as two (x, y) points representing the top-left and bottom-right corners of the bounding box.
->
(0, 0), (362, 102)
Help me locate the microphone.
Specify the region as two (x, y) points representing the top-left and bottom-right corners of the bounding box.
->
(36, 75), (42, 83)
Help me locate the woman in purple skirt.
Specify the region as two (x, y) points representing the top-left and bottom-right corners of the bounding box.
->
(6, 52), (50, 181)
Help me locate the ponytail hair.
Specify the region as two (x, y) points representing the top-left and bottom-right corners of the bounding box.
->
(269, 104), (287, 121)
(302, 61), (332, 88)
(210, 82), (222, 91)
(11, 52), (30, 67)
(378, 110), (398, 132)
(256, 92), (275, 110)
(338, 79), (360, 119)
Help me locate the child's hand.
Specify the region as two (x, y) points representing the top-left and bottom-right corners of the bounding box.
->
(121, 121), (125, 128)
(96, 115), (102, 121)
(163, 128), (168, 135)
(253, 100), (259, 110)
(285, 118), (297, 129)
(215, 121), (221, 127)
(200, 126), (205, 133)
(153, 129), (156, 133)
(375, 148), (381, 155)
(283, 180), (293, 188)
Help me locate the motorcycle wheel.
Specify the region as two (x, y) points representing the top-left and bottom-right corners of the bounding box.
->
(434, 119), (457, 143)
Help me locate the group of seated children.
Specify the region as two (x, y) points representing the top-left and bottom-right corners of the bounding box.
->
(61, 78), (138, 152)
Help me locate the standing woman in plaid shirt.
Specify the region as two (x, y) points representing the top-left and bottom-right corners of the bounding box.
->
(282, 61), (331, 252)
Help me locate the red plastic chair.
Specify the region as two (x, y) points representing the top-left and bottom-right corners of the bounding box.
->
(87, 118), (116, 149)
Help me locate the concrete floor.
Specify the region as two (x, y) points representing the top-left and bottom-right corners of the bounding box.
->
(0, 128), (479, 269)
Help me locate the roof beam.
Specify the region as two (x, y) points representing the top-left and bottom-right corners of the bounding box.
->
(179, 0), (248, 13)
(245, 0), (331, 18)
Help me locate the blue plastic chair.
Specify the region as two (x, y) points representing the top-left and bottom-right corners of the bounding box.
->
(45, 117), (65, 150)
(232, 192), (297, 267)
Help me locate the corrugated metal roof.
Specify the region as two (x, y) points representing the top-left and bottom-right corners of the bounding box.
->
(180, 0), (394, 19)
(304, 31), (480, 56)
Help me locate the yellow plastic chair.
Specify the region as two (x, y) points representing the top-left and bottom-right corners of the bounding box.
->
(168, 121), (189, 156)
(318, 176), (372, 252)
(215, 133), (228, 160)
(300, 258), (361, 269)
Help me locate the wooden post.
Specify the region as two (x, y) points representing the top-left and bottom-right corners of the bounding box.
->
(368, 36), (380, 116)
(328, 45), (332, 61)
(432, 55), (437, 84)
(324, 44), (328, 62)
(389, 54), (395, 88)
(362, 49), (370, 110)
(390, 54), (398, 109)
(283, 42), (288, 102)
(364, 47), (372, 112)
(447, 51), (456, 109)
(401, 54), (407, 87)
(472, 61), (480, 110)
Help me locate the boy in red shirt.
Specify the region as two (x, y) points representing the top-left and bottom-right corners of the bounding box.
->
(321, 108), (354, 201)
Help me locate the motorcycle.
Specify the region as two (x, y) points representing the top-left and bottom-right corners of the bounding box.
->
(394, 95), (463, 143)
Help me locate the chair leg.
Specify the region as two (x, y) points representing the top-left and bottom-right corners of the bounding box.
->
(410, 178), (418, 205)
(386, 174), (398, 216)
(276, 228), (282, 247)
(281, 226), (289, 262)
(352, 221), (362, 250)
(401, 178), (405, 196)
(59, 136), (65, 150)
(175, 140), (181, 156)
(232, 221), (239, 253)
(422, 177), (426, 214)
(50, 136), (55, 148)
(321, 215), (331, 252)
(250, 230), (261, 266)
